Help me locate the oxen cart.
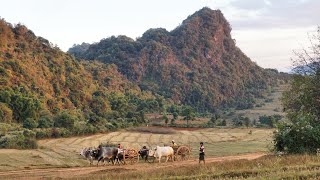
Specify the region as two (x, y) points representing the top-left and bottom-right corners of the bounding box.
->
(144, 145), (191, 163)
(117, 148), (140, 165)
(172, 145), (191, 161)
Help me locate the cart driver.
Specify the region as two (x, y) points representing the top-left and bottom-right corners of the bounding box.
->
(171, 140), (177, 147)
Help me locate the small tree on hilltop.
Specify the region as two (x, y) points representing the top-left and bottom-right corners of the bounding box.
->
(163, 114), (169, 126)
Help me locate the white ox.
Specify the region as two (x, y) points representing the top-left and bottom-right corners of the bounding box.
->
(80, 147), (95, 165)
(153, 146), (174, 163)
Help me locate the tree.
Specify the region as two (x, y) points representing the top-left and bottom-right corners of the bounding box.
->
(221, 119), (227, 126)
(210, 116), (216, 124)
(274, 27), (320, 153)
(253, 119), (257, 126)
(172, 112), (178, 120)
(163, 114), (169, 126)
(182, 106), (195, 126)
(244, 117), (250, 128)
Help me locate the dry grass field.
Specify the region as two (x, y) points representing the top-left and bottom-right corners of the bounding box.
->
(0, 127), (273, 172)
(0, 131), (317, 178)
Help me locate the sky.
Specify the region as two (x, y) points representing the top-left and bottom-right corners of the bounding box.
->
(0, 0), (319, 72)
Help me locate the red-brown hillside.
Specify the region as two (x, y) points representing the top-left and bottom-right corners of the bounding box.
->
(69, 7), (281, 112)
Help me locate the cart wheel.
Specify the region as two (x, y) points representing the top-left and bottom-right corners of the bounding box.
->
(176, 146), (190, 161)
(127, 149), (139, 164)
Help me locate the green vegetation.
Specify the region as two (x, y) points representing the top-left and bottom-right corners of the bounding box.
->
(258, 114), (283, 128)
(0, 129), (37, 149)
(274, 26), (320, 154)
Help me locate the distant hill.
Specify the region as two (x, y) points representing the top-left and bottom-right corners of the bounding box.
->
(69, 7), (285, 112)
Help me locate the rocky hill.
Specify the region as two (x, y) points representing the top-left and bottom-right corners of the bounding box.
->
(69, 7), (278, 112)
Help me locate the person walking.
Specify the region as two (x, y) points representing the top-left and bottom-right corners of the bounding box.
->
(199, 142), (205, 164)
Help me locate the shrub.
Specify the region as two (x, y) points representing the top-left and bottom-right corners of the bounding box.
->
(274, 112), (320, 154)
(35, 129), (51, 139)
(259, 115), (283, 128)
(54, 111), (78, 128)
(50, 128), (71, 138)
(0, 103), (13, 123)
(221, 119), (227, 126)
(259, 115), (273, 127)
(23, 118), (38, 129)
(105, 122), (117, 130)
(172, 112), (178, 120)
(0, 129), (38, 149)
(206, 120), (215, 127)
(38, 116), (54, 128)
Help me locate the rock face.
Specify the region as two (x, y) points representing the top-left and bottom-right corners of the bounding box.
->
(70, 7), (275, 112)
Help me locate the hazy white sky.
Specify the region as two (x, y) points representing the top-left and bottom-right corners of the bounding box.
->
(0, 0), (319, 72)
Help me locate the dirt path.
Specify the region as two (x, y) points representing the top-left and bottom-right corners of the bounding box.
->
(0, 152), (266, 179)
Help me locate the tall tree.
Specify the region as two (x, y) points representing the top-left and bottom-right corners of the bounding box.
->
(274, 27), (320, 154)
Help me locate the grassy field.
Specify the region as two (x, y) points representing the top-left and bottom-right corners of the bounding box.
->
(81, 154), (320, 179)
(0, 127), (273, 171)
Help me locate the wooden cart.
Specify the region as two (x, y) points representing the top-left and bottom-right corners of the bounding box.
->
(172, 145), (191, 161)
(117, 148), (140, 165)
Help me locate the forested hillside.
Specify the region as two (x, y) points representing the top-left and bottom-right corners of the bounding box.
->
(69, 7), (284, 113)
(0, 18), (160, 148)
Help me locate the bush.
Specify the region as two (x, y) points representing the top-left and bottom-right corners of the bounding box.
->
(221, 119), (227, 126)
(0, 103), (13, 123)
(206, 120), (215, 127)
(23, 118), (38, 129)
(50, 128), (71, 138)
(274, 112), (320, 154)
(35, 129), (51, 139)
(0, 129), (38, 149)
(259, 115), (283, 128)
(54, 111), (78, 128)
(172, 112), (178, 120)
(38, 116), (54, 128)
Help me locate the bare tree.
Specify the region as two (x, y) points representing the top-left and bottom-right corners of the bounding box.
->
(292, 26), (320, 75)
